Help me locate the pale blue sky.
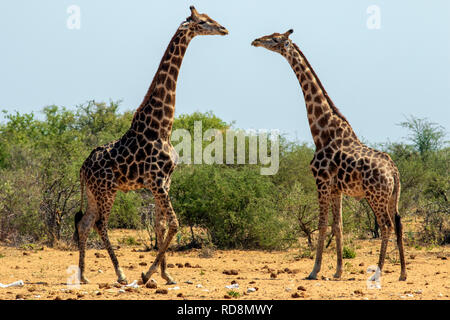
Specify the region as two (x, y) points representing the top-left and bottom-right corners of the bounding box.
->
(0, 1), (449, 144)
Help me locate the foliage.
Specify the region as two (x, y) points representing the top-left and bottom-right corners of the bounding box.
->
(0, 104), (448, 249)
(343, 246), (356, 259)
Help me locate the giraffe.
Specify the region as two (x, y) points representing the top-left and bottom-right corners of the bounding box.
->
(252, 29), (407, 281)
(73, 6), (228, 285)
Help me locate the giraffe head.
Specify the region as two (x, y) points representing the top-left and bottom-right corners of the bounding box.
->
(180, 6), (228, 36)
(251, 29), (294, 55)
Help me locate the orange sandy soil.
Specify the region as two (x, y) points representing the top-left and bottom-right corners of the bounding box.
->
(0, 229), (448, 300)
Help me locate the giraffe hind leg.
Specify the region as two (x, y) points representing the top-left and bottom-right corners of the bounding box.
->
(76, 209), (96, 284)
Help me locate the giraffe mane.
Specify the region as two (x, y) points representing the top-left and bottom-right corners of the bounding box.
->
(292, 43), (352, 126)
(133, 27), (186, 120)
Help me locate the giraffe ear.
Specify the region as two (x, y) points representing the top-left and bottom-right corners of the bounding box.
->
(285, 29), (294, 37)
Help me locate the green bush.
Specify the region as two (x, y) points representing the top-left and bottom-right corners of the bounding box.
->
(343, 246), (356, 259)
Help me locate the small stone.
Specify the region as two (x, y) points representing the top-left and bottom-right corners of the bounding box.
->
(155, 289), (168, 294)
(224, 294), (231, 299)
(359, 262), (365, 266)
(409, 254), (416, 259)
(98, 283), (110, 289)
(415, 290), (423, 294)
(247, 288), (256, 293)
(223, 269), (239, 275)
(145, 279), (157, 289)
(139, 255), (144, 259)
(270, 272), (277, 279)
(184, 262), (192, 268)
(184, 281), (193, 285)
(23, 252), (29, 256)
(177, 293), (183, 298)
(354, 290), (364, 295)
(285, 287), (292, 292)
(95, 291), (102, 296)
(297, 286), (307, 291)
(291, 292), (302, 298)
(118, 289), (125, 293)
(167, 263), (175, 268)
(98, 269), (103, 273)
(54, 296), (62, 300)
(139, 262), (147, 266)
(196, 284), (203, 288)
(16, 294), (25, 300)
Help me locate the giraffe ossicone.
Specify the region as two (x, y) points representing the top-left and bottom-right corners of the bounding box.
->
(74, 6), (228, 285)
(252, 29), (407, 281)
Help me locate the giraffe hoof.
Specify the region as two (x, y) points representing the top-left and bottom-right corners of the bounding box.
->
(118, 278), (128, 285)
(306, 274), (318, 280)
(80, 276), (90, 284)
(166, 279), (177, 285)
(141, 272), (150, 285)
(399, 274), (407, 281)
(333, 273), (342, 279)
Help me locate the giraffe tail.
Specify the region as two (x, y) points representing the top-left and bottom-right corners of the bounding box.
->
(73, 170), (85, 245)
(391, 171), (402, 240)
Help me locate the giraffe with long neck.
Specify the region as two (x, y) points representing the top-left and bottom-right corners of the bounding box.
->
(74, 6), (228, 285)
(252, 30), (406, 281)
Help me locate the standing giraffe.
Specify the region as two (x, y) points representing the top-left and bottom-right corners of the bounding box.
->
(74, 6), (228, 285)
(252, 30), (406, 281)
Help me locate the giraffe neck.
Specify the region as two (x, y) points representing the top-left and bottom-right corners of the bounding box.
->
(284, 44), (359, 150)
(131, 27), (194, 141)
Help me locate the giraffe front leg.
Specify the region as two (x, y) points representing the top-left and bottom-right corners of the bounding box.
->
(331, 194), (343, 279)
(143, 205), (176, 285)
(142, 192), (179, 285)
(307, 190), (330, 280)
(95, 220), (127, 285)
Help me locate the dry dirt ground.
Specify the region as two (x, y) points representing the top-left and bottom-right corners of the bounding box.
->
(0, 229), (448, 300)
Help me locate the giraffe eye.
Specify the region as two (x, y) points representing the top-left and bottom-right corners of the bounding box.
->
(198, 21), (206, 25)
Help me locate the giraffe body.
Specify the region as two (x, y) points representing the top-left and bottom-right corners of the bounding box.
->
(252, 30), (406, 281)
(74, 6), (228, 285)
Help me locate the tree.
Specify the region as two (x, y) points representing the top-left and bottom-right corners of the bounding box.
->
(399, 115), (447, 158)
